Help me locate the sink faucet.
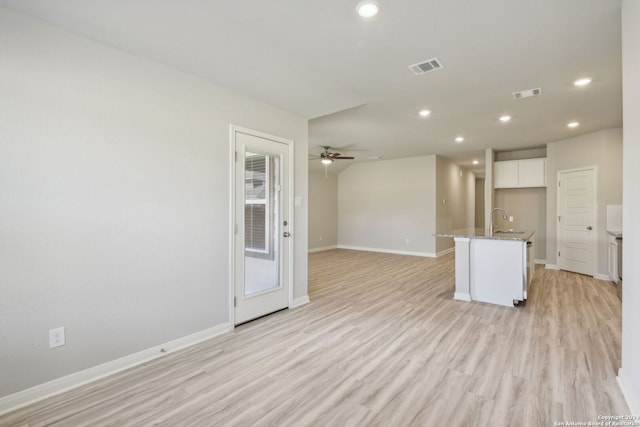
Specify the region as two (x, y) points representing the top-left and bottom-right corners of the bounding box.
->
(490, 208), (508, 233)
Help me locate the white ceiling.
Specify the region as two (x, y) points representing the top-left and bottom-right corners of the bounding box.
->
(0, 0), (623, 174)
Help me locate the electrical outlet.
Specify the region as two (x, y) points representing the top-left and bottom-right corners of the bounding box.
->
(509, 216), (514, 222)
(405, 238), (410, 245)
(319, 235), (323, 241)
(49, 327), (65, 349)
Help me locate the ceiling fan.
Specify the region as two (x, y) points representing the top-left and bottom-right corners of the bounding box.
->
(313, 146), (355, 165)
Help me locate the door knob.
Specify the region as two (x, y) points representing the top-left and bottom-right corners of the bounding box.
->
(587, 226), (593, 231)
(283, 232), (291, 238)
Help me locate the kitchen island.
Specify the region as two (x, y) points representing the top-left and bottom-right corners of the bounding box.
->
(435, 228), (535, 307)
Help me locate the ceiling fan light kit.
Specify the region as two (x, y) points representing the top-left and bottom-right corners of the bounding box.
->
(356, 1), (380, 18)
(315, 146), (355, 166)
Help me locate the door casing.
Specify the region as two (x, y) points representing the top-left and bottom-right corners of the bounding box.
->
(229, 124), (294, 326)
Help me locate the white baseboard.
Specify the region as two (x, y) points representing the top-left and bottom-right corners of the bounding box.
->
(618, 368), (640, 415)
(308, 245), (338, 253)
(454, 292), (472, 302)
(534, 258), (546, 265)
(0, 322), (233, 416)
(291, 295), (310, 308)
(542, 265), (614, 282)
(337, 245), (436, 258)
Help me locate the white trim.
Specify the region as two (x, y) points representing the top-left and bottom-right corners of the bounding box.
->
(229, 126), (237, 328)
(556, 166), (598, 276)
(453, 292), (472, 302)
(534, 258), (546, 265)
(0, 323), (233, 416)
(308, 245), (338, 253)
(545, 264), (560, 270)
(337, 245), (436, 258)
(287, 141), (295, 312)
(290, 295), (310, 308)
(618, 368), (640, 415)
(229, 125), (294, 326)
(594, 273), (613, 281)
(436, 247), (455, 257)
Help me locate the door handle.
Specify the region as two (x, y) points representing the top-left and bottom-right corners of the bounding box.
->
(283, 232), (291, 238)
(587, 226), (593, 231)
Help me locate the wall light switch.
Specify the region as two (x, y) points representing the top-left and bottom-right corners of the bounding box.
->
(509, 216), (514, 222)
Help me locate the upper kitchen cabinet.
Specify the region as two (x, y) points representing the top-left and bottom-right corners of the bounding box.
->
(494, 158), (546, 188)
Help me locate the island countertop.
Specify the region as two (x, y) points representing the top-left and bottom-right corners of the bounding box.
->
(434, 228), (535, 241)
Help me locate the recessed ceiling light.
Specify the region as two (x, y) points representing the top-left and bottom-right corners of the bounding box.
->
(499, 115), (511, 122)
(418, 109), (431, 117)
(573, 77), (592, 87)
(455, 136), (464, 143)
(356, 1), (380, 18)
(472, 160), (479, 165)
(567, 121), (579, 128)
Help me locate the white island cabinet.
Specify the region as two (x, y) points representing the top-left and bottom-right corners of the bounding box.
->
(435, 229), (535, 307)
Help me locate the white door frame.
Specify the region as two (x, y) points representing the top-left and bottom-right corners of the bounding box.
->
(556, 166), (598, 276)
(229, 124), (294, 327)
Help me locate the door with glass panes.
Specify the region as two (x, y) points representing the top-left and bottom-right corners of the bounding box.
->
(233, 128), (291, 325)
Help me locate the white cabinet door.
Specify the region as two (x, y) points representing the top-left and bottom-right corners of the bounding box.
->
(494, 158), (547, 188)
(519, 158), (546, 187)
(494, 160), (519, 188)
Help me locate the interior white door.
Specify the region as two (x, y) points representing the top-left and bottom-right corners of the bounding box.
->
(233, 128), (291, 325)
(557, 168), (596, 276)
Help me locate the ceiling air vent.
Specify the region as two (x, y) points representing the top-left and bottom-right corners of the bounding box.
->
(512, 87), (542, 100)
(409, 57), (444, 75)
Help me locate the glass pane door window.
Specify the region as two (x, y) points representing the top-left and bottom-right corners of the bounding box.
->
(244, 151), (280, 295)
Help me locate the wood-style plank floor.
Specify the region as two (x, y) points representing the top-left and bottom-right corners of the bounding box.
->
(1, 249), (629, 426)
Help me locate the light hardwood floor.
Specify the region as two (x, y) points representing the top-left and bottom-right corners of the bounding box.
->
(1, 249), (629, 426)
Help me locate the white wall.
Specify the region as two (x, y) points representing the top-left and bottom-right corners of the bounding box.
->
(0, 7), (308, 398)
(484, 148), (495, 227)
(475, 178), (485, 228)
(337, 156), (437, 256)
(545, 128), (623, 276)
(336, 155), (473, 256)
(496, 188), (546, 260)
(435, 156), (475, 253)
(308, 171), (338, 250)
(621, 0), (640, 414)
(466, 172), (476, 231)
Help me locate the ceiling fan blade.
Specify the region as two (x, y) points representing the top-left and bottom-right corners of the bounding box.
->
(314, 146), (354, 160)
